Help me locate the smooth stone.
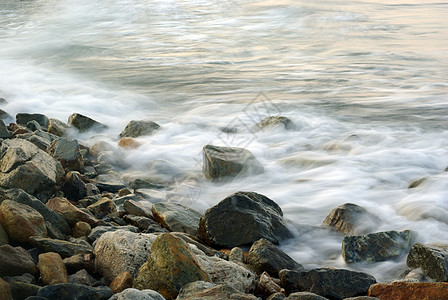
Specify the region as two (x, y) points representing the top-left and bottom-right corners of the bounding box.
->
(47, 137), (85, 172)
(152, 202), (201, 236)
(37, 283), (113, 300)
(46, 197), (99, 226)
(109, 288), (166, 300)
(87, 197), (116, 219)
(119, 120), (160, 138)
(368, 282), (448, 300)
(26, 120), (42, 132)
(16, 113), (49, 128)
(123, 199), (152, 218)
(73, 221), (92, 238)
(406, 242), (448, 281)
(29, 236), (93, 258)
(118, 137), (142, 149)
(38, 252), (69, 285)
(67, 113), (107, 133)
(110, 271), (133, 294)
(0, 245), (38, 277)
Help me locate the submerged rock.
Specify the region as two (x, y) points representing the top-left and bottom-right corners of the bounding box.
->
(407, 242), (448, 281)
(368, 282), (448, 300)
(255, 116), (296, 131)
(323, 203), (379, 235)
(119, 120), (160, 138)
(68, 113), (107, 133)
(152, 202), (201, 236)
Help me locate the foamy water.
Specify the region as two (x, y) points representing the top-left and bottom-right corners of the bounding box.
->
(1, 0), (448, 281)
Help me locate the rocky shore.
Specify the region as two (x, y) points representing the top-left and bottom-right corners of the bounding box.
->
(0, 100), (448, 300)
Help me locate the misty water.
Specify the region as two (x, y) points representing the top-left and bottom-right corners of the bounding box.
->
(1, 0), (448, 281)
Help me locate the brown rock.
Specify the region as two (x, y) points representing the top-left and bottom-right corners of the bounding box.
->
(110, 271), (133, 294)
(368, 282), (448, 300)
(46, 197), (99, 226)
(87, 197), (116, 219)
(0, 200), (47, 242)
(0, 277), (13, 300)
(38, 252), (69, 285)
(257, 271), (284, 297)
(63, 253), (95, 274)
(118, 137), (141, 149)
(73, 221), (92, 238)
(323, 203), (379, 235)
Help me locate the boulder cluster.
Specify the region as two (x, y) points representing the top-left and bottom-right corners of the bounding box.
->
(0, 104), (447, 300)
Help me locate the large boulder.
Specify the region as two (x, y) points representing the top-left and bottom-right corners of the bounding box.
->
(198, 191), (292, 247)
(322, 203), (379, 235)
(0, 245), (38, 277)
(29, 236), (93, 258)
(47, 137), (85, 172)
(37, 283), (113, 300)
(368, 282), (448, 300)
(16, 113), (49, 128)
(152, 202), (201, 236)
(407, 242), (448, 281)
(94, 230), (157, 282)
(46, 197), (99, 226)
(0, 139), (64, 200)
(343, 230), (413, 263)
(202, 145), (264, 182)
(68, 113), (107, 133)
(119, 120), (160, 138)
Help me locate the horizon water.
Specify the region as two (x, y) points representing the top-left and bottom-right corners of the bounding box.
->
(1, 0), (448, 282)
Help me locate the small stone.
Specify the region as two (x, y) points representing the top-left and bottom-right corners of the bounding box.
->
(48, 118), (69, 136)
(63, 253), (95, 274)
(267, 292), (286, 300)
(26, 120), (42, 132)
(38, 252), (69, 285)
(73, 221), (92, 238)
(286, 292), (329, 300)
(16, 113), (49, 128)
(368, 282), (448, 300)
(29, 236), (93, 258)
(408, 178), (426, 189)
(118, 137), (142, 149)
(87, 197), (116, 219)
(68, 269), (96, 286)
(110, 271), (133, 294)
(46, 197), (99, 226)
(229, 247), (244, 263)
(119, 120), (160, 138)
(256, 116), (296, 131)
(37, 283), (113, 300)
(118, 188), (133, 197)
(47, 137), (85, 172)
(257, 271), (284, 297)
(87, 224), (138, 243)
(407, 242), (448, 281)
(68, 113), (107, 133)
(0, 245), (38, 277)
(151, 202), (201, 236)
(109, 288), (166, 300)
(0, 277), (13, 300)
(129, 178), (167, 190)
(323, 203), (380, 235)
(123, 199), (152, 218)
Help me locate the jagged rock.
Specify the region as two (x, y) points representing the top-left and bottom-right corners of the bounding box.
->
(123, 199), (152, 217)
(46, 220), (65, 240)
(256, 116), (296, 131)
(407, 242), (448, 281)
(0, 139), (64, 200)
(48, 118), (69, 136)
(279, 268), (376, 299)
(202, 145), (264, 181)
(110, 272), (133, 294)
(62, 171), (89, 201)
(87, 224), (138, 243)
(29, 236), (92, 258)
(68, 113), (107, 133)
(38, 252), (69, 285)
(63, 253), (95, 274)
(368, 282), (448, 300)
(73, 221), (92, 238)
(0, 245), (38, 277)
(0, 223), (8, 246)
(87, 197), (116, 219)
(16, 113), (49, 128)
(47, 137), (85, 172)
(0, 119), (10, 138)
(152, 202), (201, 236)
(119, 120), (160, 138)
(37, 283), (113, 300)
(68, 269), (97, 286)
(256, 272), (284, 298)
(0, 278), (13, 300)
(198, 191), (292, 247)
(176, 281), (217, 299)
(343, 230), (413, 263)
(109, 288), (166, 300)
(46, 197), (99, 226)
(171, 232), (220, 257)
(248, 238), (303, 275)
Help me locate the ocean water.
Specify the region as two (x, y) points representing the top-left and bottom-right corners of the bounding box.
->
(1, 0), (448, 281)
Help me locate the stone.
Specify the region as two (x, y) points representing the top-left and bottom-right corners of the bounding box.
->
(62, 171), (89, 201)
(46, 197), (99, 226)
(285, 292), (329, 300)
(135, 189), (166, 203)
(0, 245), (38, 277)
(47, 137), (85, 172)
(256, 116), (296, 131)
(27, 134), (51, 150)
(0, 139), (64, 200)
(343, 230), (413, 263)
(87, 197), (116, 219)
(0, 200), (47, 242)
(171, 232), (220, 257)
(134, 233), (210, 300)
(202, 145), (264, 182)
(118, 137), (142, 149)
(68, 269), (96, 286)
(198, 191), (292, 247)
(110, 271), (133, 294)
(344, 297), (379, 300)
(0, 223), (8, 246)
(109, 288), (166, 300)
(248, 238), (303, 275)
(152, 202), (201, 236)
(96, 181), (126, 193)
(63, 253), (95, 274)
(406, 242), (448, 281)
(94, 230), (157, 282)
(27, 120), (42, 131)
(46, 220), (66, 240)
(38, 252), (69, 285)
(48, 118), (69, 136)
(0, 119), (10, 138)
(123, 199), (152, 218)
(257, 271), (284, 297)
(87, 224), (138, 243)
(408, 177), (426, 189)
(67, 113), (107, 133)
(16, 113), (49, 128)
(176, 281), (217, 299)
(0, 277), (13, 300)
(37, 283), (113, 300)
(29, 236), (93, 258)
(34, 130), (59, 143)
(279, 268), (376, 299)
(368, 282), (448, 300)
(229, 247), (244, 263)
(268, 293), (286, 300)
(119, 120), (160, 138)
(176, 284), (255, 300)
(129, 178), (167, 190)
(7, 282), (40, 300)
(322, 203), (380, 235)
(124, 215), (160, 231)
(73, 221), (92, 238)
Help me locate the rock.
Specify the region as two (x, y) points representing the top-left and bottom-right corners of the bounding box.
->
(87, 197), (116, 219)
(2, 273), (36, 285)
(247, 238), (303, 275)
(0, 119), (10, 138)
(368, 282), (448, 300)
(109, 288), (166, 300)
(27, 134), (51, 150)
(176, 281), (217, 299)
(37, 283), (113, 300)
(46, 220), (66, 240)
(135, 189), (166, 203)
(46, 197), (99, 226)
(73, 221), (92, 238)
(268, 293), (286, 300)
(0, 139), (64, 200)
(344, 297), (379, 300)
(134, 233), (210, 300)
(152, 202), (201, 236)
(29, 236), (93, 258)
(129, 178), (167, 190)
(171, 232), (220, 257)
(123, 199), (152, 217)
(38, 252), (69, 285)
(94, 230), (157, 281)
(408, 178), (426, 189)
(198, 191), (292, 247)
(0, 200), (47, 242)
(27, 120), (42, 131)
(0, 223), (8, 246)
(279, 268), (376, 299)
(256, 272), (284, 297)
(7, 282), (40, 300)
(406, 242), (448, 281)
(119, 120), (160, 138)
(63, 253), (95, 274)
(202, 145), (264, 182)
(322, 203), (379, 235)
(67, 113), (107, 133)
(87, 224), (138, 243)
(16, 113), (49, 128)
(176, 284), (255, 300)
(0, 278), (13, 300)
(0, 245), (38, 277)
(62, 171), (89, 201)
(47, 137), (85, 172)
(256, 116), (296, 131)
(286, 292), (329, 300)
(34, 130), (59, 143)
(48, 118), (69, 136)
(96, 181), (126, 193)
(343, 230), (413, 263)
(110, 271), (133, 294)
(68, 269), (96, 286)
(118, 137), (142, 149)
(123, 215), (160, 231)
(229, 247), (244, 263)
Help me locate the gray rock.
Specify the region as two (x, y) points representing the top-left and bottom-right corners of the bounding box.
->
(407, 242), (448, 281)
(63, 253), (95, 274)
(0, 109), (10, 120)
(202, 145), (264, 182)
(87, 224), (138, 243)
(113, 194), (139, 206)
(87, 197), (116, 219)
(0, 223), (9, 246)
(37, 283), (113, 300)
(26, 120), (42, 132)
(119, 120), (160, 138)
(129, 178), (167, 190)
(343, 297), (379, 300)
(343, 230), (413, 263)
(152, 202), (201, 236)
(323, 203), (380, 235)
(123, 199), (152, 217)
(0, 119), (10, 138)
(286, 292), (329, 300)
(47, 137), (85, 172)
(0, 245), (38, 277)
(26, 134), (51, 150)
(95, 181), (126, 193)
(171, 232), (220, 257)
(68, 113), (107, 133)
(16, 113), (49, 128)
(2, 273), (35, 284)
(123, 215), (159, 231)
(8, 281), (41, 300)
(48, 118), (69, 136)
(68, 269), (96, 286)
(229, 247), (244, 263)
(256, 116), (296, 131)
(46, 221), (66, 240)
(34, 129), (59, 143)
(247, 238), (303, 275)
(110, 288), (166, 300)
(62, 171), (89, 201)
(198, 191), (292, 247)
(279, 268), (376, 299)
(29, 236), (93, 258)
(176, 281), (217, 299)
(135, 189), (166, 203)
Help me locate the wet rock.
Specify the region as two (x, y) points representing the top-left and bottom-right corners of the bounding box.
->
(152, 202), (201, 236)
(176, 281), (217, 299)
(279, 268), (376, 299)
(248, 238), (303, 275)
(94, 230), (157, 281)
(344, 297), (379, 300)
(37, 283), (113, 300)
(0, 278), (13, 300)
(110, 288), (166, 300)
(87, 197), (116, 219)
(202, 145), (264, 181)
(29, 236), (93, 258)
(27, 120), (42, 132)
(256, 116), (296, 131)
(16, 113), (49, 128)
(118, 137), (142, 149)
(26, 134), (51, 150)
(322, 203), (379, 235)
(8, 281), (40, 300)
(63, 253), (95, 274)
(119, 120), (160, 138)
(286, 292), (329, 300)
(96, 181), (127, 193)
(368, 282), (448, 300)
(229, 247), (244, 263)
(48, 118), (69, 136)
(0, 200), (47, 242)
(68, 113), (107, 133)
(129, 178), (167, 190)
(408, 177), (426, 189)
(135, 189), (166, 203)
(134, 233), (210, 300)
(406, 242), (448, 281)
(0, 139), (64, 200)
(198, 191), (292, 247)
(38, 252), (69, 285)
(0, 223), (8, 246)
(110, 271), (133, 294)
(73, 221), (92, 238)
(0, 245), (38, 277)
(123, 199), (152, 217)
(47, 137), (85, 172)
(87, 224), (138, 243)
(343, 230), (413, 263)
(68, 269), (96, 286)
(0, 119), (10, 138)
(46, 197), (99, 226)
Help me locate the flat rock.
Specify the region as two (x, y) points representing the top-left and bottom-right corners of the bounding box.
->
(198, 191), (292, 247)
(29, 236), (93, 258)
(119, 120), (160, 138)
(110, 288), (166, 300)
(37, 283), (113, 300)
(323, 203), (380, 235)
(152, 202), (201, 236)
(343, 230), (413, 263)
(202, 145), (264, 182)
(68, 113), (107, 133)
(47, 137), (85, 172)
(0, 245), (38, 277)
(46, 197), (99, 226)
(16, 113), (49, 128)
(38, 252), (69, 285)
(368, 282), (448, 300)
(407, 242), (448, 281)
(256, 116), (296, 131)
(123, 199), (152, 218)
